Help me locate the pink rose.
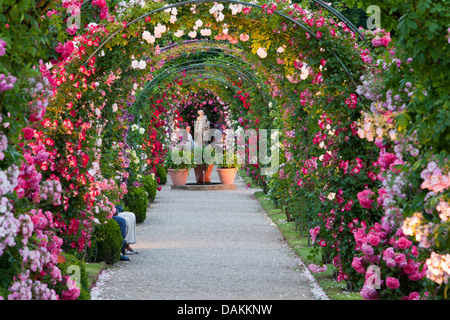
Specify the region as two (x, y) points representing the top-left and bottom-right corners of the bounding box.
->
(394, 253), (406, 265)
(377, 152), (397, 170)
(377, 188), (387, 207)
(404, 292), (421, 300)
(361, 243), (374, 256)
(408, 272), (424, 281)
(360, 285), (378, 300)
(385, 258), (396, 268)
(55, 41), (74, 61)
(383, 247), (395, 259)
(368, 233), (380, 246)
(239, 33), (250, 42)
(66, 24), (78, 35)
(380, 34), (391, 47)
(371, 37), (382, 47)
(386, 276), (400, 289)
(396, 237), (412, 250)
(357, 189), (375, 209)
(352, 257), (365, 273)
(403, 262), (415, 275)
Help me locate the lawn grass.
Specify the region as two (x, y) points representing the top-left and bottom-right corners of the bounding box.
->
(85, 262), (106, 289)
(253, 190), (362, 300)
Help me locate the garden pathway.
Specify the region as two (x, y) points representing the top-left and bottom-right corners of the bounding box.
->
(90, 168), (327, 300)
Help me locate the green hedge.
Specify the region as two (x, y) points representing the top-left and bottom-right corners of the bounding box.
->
(59, 254), (90, 300)
(156, 165), (167, 185)
(142, 174), (157, 202)
(124, 186), (148, 223)
(87, 219), (122, 265)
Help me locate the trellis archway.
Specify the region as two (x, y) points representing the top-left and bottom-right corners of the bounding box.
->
(40, 0), (369, 244)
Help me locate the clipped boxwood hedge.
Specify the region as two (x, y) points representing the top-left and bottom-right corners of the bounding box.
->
(124, 186), (148, 223)
(156, 165), (167, 185)
(142, 174), (157, 202)
(87, 218), (122, 265)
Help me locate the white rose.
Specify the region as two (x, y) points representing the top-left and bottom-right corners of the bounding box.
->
(300, 66), (309, 80)
(139, 128), (145, 134)
(195, 19), (203, 27)
(257, 47), (267, 59)
(200, 28), (211, 36)
(131, 60), (139, 69)
(142, 30), (152, 42)
(376, 127), (383, 137)
(229, 4), (243, 15)
(112, 103), (118, 112)
(174, 30), (184, 37)
(188, 31), (197, 38)
(216, 12), (225, 22)
(138, 60), (147, 69)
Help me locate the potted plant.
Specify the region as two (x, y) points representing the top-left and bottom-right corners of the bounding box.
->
(216, 149), (241, 185)
(164, 147), (192, 186)
(192, 145), (215, 183)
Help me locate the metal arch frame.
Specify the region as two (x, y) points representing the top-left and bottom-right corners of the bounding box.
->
(80, 0), (364, 40)
(132, 64), (271, 115)
(157, 39), (281, 71)
(134, 73), (266, 124)
(160, 39), (245, 53)
(135, 57), (266, 94)
(138, 59), (261, 89)
(107, 39), (278, 93)
(133, 60), (269, 104)
(133, 74), (248, 136)
(101, 45), (277, 108)
(84, 0), (363, 85)
(150, 67), (263, 94)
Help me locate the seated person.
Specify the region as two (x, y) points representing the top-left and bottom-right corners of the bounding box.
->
(115, 205), (139, 255)
(112, 214), (130, 262)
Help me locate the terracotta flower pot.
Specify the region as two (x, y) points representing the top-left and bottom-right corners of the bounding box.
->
(194, 164), (214, 183)
(168, 168), (189, 186)
(217, 167), (237, 185)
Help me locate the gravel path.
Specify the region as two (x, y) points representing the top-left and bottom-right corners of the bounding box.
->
(91, 168), (327, 300)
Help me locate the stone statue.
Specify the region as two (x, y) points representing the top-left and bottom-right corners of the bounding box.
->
(194, 110), (210, 146)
